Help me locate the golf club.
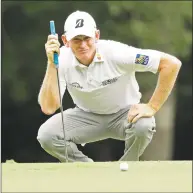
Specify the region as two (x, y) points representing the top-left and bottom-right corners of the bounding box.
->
(50, 20), (68, 162)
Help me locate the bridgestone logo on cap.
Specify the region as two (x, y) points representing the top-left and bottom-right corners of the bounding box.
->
(75, 19), (84, 28)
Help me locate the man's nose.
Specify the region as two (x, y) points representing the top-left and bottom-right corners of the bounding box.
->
(79, 40), (87, 47)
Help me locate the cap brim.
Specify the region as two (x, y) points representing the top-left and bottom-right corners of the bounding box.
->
(66, 28), (95, 41)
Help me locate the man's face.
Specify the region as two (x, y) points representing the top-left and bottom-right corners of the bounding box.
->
(68, 35), (96, 64)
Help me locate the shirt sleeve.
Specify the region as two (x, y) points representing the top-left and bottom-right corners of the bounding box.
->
(110, 41), (161, 74)
(130, 47), (161, 74)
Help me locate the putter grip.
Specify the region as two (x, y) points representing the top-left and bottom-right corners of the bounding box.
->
(50, 20), (59, 66)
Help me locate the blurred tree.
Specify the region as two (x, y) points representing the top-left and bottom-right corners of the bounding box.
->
(106, 1), (192, 57)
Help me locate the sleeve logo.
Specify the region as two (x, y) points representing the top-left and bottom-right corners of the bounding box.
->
(135, 54), (149, 65)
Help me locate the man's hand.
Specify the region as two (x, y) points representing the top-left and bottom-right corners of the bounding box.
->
(45, 34), (60, 64)
(128, 103), (156, 123)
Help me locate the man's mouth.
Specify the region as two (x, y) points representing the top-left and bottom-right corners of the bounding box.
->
(78, 49), (88, 54)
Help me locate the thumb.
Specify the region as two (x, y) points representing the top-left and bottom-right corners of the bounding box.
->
(131, 113), (142, 123)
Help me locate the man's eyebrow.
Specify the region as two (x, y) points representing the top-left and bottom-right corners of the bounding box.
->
(72, 36), (91, 41)
(74, 35), (85, 38)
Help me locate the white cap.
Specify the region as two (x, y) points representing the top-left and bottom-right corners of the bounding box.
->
(64, 11), (97, 41)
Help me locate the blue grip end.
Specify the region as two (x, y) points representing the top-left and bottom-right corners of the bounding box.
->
(54, 53), (59, 66)
(50, 21), (56, 35)
(50, 20), (59, 66)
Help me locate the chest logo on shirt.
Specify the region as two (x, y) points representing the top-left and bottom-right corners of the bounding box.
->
(101, 77), (118, 86)
(70, 82), (83, 89)
(96, 53), (101, 60)
(135, 54), (149, 65)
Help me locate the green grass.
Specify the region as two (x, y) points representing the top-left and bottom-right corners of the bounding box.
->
(2, 161), (192, 192)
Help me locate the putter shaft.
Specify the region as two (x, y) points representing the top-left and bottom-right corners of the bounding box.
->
(56, 69), (68, 162)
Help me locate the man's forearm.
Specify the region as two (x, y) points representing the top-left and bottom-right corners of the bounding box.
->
(148, 59), (181, 112)
(38, 63), (60, 114)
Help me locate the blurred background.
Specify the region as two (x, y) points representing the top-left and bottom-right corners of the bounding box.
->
(2, 1), (192, 162)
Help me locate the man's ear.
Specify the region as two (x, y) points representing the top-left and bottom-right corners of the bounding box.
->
(96, 30), (100, 41)
(61, 34), (69, 47)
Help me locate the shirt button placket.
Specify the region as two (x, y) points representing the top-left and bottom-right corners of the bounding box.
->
(87, 69), (91, 82)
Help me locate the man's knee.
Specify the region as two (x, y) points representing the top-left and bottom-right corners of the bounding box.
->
(132, 117), (156, 137)
(37, 123), (53, 149)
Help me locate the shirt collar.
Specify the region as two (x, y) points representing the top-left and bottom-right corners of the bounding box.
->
(93, 49), (104, 63)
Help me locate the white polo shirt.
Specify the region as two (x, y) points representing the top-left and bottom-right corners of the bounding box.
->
(58, 40), (161, 114)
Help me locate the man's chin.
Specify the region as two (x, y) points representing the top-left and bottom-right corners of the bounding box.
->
(78, 53), (90, 60)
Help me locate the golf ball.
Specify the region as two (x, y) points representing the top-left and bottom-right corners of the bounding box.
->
(120, 162), (128, 171)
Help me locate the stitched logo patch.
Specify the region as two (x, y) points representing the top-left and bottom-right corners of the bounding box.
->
(71, 82), (83, 89)
(135, 54), (149, 65)
(101, 77), (118, 86)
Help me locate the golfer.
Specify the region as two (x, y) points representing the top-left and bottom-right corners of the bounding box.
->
(37, 11), (182, 162)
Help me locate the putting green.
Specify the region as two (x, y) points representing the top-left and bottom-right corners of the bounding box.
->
(2, 161), (192, 192)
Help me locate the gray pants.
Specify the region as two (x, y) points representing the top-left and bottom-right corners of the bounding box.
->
(37, 106), (156, 162)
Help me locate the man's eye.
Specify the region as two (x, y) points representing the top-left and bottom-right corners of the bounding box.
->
(72, 36), (90, 42)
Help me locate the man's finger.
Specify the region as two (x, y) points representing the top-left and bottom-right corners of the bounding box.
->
(131, 104), (138, 110)
(47, 34), (58, 40)
(131, 111), (153, 123)
(128, 112), (139, 123)
(46, 46), (60, 52)
(45, 43), (59, 51)
(131, 113), (142, 123)
(47, 40), (60, 46)
(46, 45), (60, 51)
